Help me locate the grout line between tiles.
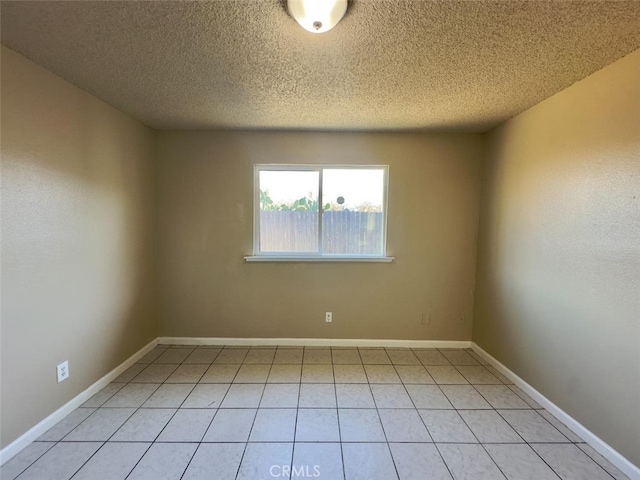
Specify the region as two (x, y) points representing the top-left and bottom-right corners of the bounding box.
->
(3, 442), (56, 480)
(388, 357), (456, 479)
(124, 346), (224, 479)
(232, 350), (271, 480)
(454, 402), (511, 479)
(367, 353), (401, 480)
(288, 348), (304, 476)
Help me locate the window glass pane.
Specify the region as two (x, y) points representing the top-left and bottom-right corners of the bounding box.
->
(259, 170), (319, 253)
(322, 168), (385, 255)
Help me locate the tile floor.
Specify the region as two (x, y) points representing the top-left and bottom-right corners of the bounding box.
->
(1, 346), (630, 480)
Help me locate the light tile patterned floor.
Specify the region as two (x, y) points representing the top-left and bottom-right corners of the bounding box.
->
(1, 346), (630, 480)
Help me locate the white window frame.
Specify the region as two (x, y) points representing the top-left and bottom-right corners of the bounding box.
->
(245, 164), (393, 262)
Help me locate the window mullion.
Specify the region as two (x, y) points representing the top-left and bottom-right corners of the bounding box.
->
(318, 168), (323, 255)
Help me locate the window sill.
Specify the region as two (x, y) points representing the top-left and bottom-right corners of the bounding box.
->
(244, 255), (394, 263)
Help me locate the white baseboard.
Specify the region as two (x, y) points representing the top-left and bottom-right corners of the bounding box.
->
(158, 337), (472, 349)
(0, 338), (158, 466)
(471, 342), (640, 480)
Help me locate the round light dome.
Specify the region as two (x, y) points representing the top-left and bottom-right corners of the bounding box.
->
(287, 0), (348, 34)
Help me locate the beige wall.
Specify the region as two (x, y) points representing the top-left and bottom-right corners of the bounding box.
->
(156, 131), (482, 340)
(474, 50), (640, 465)
(0, 46), (157, 448)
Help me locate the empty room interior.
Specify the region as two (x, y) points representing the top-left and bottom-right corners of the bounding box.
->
(1, 1), (639, 479)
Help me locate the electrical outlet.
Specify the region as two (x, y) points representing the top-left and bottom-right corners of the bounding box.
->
(325, 312), (333, 323)
(57, 361), (69, 383)
(421, 313), (431, 325)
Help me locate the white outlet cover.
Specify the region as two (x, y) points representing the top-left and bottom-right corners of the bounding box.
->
(57, 361), (69, 383)
(325, 312), (333, 322)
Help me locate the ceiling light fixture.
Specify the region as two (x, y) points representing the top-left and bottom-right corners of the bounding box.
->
(287, 0), (348, 34)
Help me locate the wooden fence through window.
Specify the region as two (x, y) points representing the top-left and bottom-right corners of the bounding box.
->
(260, 211), (383, 254)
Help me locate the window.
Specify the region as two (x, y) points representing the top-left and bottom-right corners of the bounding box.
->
(247, 165), (391, 262)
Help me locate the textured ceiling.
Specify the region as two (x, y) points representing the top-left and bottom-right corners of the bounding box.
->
(1, 1), (639, 132)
